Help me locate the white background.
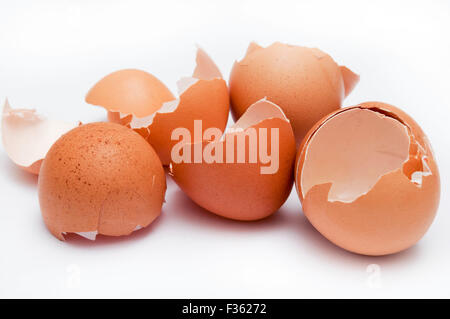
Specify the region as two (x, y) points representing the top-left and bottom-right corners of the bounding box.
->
(0, 0), (449, 298)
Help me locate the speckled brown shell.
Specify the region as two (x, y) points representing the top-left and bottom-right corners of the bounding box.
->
(38, 122), (166, 240)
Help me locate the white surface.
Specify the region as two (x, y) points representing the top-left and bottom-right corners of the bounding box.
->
(0, 0), (449, 298)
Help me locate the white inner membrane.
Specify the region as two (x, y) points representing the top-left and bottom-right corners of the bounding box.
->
(301, 108), (411, 203)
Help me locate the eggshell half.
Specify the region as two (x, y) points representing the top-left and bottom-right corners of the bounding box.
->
(1, 99), (79, 174)
(38, 122), (166, 240)
(295, 102), (440, 256)
(85, 69), (175, 117)
(85, 47), (229, 165)
(229, 42), (359, 143)
(170, 99), (296, 221)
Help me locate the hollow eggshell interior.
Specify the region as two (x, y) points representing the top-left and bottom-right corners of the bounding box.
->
(295, 102), (440, 256)
(1, 99), (79, 175)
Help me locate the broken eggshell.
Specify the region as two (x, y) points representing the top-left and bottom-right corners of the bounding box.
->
(170, 99), (296, 221)
(85, 47), (229, 165)
(38, 122), (166, 241)
(1, 99), (79, 175)
(295, 102), (440, 256)
(229, 42), (359, 143)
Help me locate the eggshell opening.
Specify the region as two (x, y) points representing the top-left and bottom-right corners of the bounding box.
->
(1, 99), (79, 174)
(170, 98), (296, 221)
(295, 102), (440, 255)
(300, 108), (410, 203)
(232, 98), (288, 131)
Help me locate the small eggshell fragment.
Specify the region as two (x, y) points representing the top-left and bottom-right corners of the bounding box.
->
(170, 99), (296, 221)
(1, 99), (79, 174)
(38, 122), (166, 240)
(295, 102), (440, 256)
(85, 47), (229, 165)
(229, 42), (359, 143)
(192, 46), (223, 80)
(340, 66), (360, 98)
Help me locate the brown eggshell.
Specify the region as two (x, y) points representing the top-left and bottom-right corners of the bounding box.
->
(1, 99), (79, 175)
(85, 48), (229, 166)
(229, 42), (359, 143)
(147, 78), (229, 164)
(85, 69), (175, 117)
(340, 66), (360, 98)
(295, 102), (440, 255)
(170, 99), (296, 221)
(192, 46), (223, 80)
(38, 122), (166, 240)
